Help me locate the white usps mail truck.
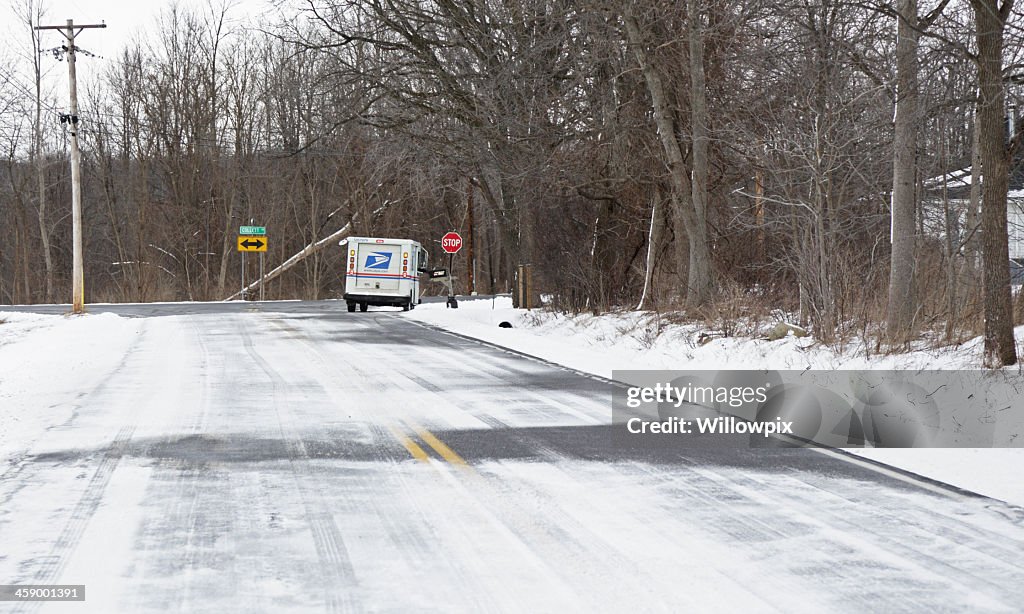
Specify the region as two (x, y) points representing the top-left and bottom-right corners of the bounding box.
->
(341, 237), (428, 312)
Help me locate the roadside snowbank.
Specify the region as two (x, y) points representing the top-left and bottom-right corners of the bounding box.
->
(409, 298), (1024, 374)
(0, 311), (143, 454)
(406, 298), (1024, 507)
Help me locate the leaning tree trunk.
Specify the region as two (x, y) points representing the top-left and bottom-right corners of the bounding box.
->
(623, 9), (714, 308)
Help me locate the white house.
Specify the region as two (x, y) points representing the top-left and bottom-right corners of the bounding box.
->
(922, 164), (1024, 282)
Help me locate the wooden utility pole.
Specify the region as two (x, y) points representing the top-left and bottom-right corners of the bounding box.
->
(35, 19), (106, 314)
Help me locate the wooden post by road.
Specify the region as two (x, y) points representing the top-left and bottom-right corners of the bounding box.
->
(467, 178), (475, 294)
(35, 19), (106, 313)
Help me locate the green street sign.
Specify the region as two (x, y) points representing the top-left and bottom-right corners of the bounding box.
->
(240, 225), (266, 235)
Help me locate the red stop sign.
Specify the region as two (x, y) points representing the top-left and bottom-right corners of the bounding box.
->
(441, 231), (463, 254)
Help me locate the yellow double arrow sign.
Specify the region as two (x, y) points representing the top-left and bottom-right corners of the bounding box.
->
(237, 236), (268, 252)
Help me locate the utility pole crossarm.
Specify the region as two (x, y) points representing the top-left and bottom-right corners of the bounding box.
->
(34, 23), (106, 30)
(34, 22), (106, 42)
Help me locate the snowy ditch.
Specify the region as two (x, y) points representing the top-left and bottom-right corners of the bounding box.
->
(406, 297), (1024, 507)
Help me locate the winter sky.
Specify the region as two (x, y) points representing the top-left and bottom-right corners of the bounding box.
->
(2, 0), (274, 103)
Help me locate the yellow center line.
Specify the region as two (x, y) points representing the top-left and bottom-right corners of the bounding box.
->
(386, 425), (430, 463)
(408, 423), (468, 466)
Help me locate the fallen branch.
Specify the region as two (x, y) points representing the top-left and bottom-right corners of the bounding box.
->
(224, 220), (354, 301)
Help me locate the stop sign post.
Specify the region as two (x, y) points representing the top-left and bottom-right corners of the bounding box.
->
(441, 232), (462, 308)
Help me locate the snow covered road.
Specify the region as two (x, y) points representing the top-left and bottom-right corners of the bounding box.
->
(1, 301), (1023, 612)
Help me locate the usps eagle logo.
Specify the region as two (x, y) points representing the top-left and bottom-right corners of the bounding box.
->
(364, 252), (392, 270)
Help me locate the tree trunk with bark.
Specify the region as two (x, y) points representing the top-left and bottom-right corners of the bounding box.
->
(970, 0), (1017, 366)
(623, 9), (714, 308)
(887, 0), (919, 344)
(687, 0), (714, 308)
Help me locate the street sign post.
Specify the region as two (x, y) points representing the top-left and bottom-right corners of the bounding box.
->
(239, 230), (268, 301)
(440, 232), (462, 308)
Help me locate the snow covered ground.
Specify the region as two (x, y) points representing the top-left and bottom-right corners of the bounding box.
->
(0, 301), (1022, 611)
(406, 297), (1024, 507)
(0, 311), (144, 455)
(408, 296), (1024, 373)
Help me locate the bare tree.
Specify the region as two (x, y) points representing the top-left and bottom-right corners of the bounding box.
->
(887, 0), (953, 343)
(969, 0), (1018, 366)
(887, 0), (921, 343)
(12, 0), (55, 302)
(622, 6), (714, 309)
(687, 0), (714, 307)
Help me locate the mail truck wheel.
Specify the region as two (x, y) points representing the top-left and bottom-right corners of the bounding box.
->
(359, 302), (368, 312)
(347, 302), (356, 313)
